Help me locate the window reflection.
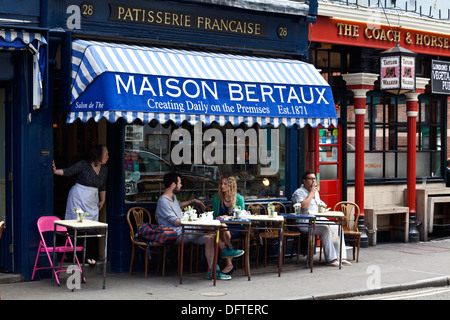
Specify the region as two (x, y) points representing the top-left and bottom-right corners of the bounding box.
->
(346, 95), (444, 181)
(123, 122), (286, 203)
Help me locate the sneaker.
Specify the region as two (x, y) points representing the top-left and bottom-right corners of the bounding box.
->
(216, 271), (232, 280)
(221, 245), (244, 258)
(206, 266), (232, 280)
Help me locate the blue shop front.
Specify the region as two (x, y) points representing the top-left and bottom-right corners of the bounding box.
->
(0, 1), (52, 278)
(14, 0), (338, 278)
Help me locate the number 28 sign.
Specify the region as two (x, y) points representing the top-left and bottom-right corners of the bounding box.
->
(277, 25), (288, 39)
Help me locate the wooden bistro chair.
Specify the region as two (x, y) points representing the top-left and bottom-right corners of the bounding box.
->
(180, 205), (201, 274)
(270, 202), (301, 265)
(127, 207), (167, 277)
(333, 201), (362, 263)
(292, 201), (318, 263)
(246, 203), (267, 268)
(248, 203), (280, 267)
(204, 203), (213, 212)
(247, 203), (267, 216)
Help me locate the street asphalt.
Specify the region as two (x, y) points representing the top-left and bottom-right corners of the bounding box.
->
(1, 238), (450, 303)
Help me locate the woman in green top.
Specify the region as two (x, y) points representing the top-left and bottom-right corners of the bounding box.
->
(212, 175), (245, 218)
(211, 175), (245, 275)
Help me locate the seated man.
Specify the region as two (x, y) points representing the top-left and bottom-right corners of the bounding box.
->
(156, 172), (242, 280)
(292, 170), (351, 267)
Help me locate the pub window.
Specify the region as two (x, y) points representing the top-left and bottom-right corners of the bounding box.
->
(123, 122), (286, 203)
(346, 94), (444, 182)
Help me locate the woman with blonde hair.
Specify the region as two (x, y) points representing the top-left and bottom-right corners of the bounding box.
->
(213, 175), (245, 216)
(211, 174), (245, 275)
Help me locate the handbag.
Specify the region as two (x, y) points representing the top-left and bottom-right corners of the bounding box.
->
(138, 223), (177, 244)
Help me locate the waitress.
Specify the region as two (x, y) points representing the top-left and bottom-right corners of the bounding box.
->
(52, 144), (109, 266)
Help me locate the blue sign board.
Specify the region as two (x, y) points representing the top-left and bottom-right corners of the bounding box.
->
(71, 72), (336, 120)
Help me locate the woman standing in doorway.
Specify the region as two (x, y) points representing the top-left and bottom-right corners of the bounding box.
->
(52, 144), (109, 266)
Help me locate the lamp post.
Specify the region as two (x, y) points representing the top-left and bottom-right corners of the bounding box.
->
(380, 44), (420, 242)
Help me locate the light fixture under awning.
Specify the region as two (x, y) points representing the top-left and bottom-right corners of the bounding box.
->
(68, 39), (337, 128)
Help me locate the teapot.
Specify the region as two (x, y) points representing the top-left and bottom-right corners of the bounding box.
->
(204, 211), (213, 220)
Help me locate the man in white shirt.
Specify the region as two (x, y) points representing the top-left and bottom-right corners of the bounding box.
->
(292, 170), (351, 267)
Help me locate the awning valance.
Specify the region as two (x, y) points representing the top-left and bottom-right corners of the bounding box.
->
(0, 29), (47, 108)
(68, 39), (337, 128)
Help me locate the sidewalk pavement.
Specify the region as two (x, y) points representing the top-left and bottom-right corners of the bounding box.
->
(1, 238), (450, 301)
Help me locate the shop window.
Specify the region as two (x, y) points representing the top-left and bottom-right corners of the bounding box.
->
(124, 122), (286, 203)
(311, 47), (345, 87)
(346, 94), (444, 181)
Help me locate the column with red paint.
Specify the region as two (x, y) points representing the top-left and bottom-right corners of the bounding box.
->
(405, 77), (429, 242)
(342, 74), (378, 248)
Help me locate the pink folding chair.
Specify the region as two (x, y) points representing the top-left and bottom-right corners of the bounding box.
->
(31, 216), (84, 285)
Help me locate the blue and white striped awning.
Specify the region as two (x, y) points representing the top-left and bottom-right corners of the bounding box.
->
(0, 29), (47, 109)
(69, 39), (337, 128)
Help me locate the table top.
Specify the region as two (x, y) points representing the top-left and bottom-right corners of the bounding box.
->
(54, 219), (108, 229)
(247, 215), (284, 222)
(313, 210), (344, 218)
(181, 219), (222, 227)
(281, 211), (343, 219)
(281, 213), (315, 219)
(219, 218), (252, 224)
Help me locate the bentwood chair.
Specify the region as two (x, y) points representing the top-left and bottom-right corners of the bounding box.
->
(204, 203), (213, 212)
(270, 202), (301, 264)
(333, 201), (362, 262)
(249, 203), (281, 267)
(247, 203), (267, 216)
(259, 202), (286, 268)
(292, 201), (318, 262)
(31, 216), (84, 285)
(179, 205), (200, 273)
(246, 203), (267, 268)
(127, 207), (167, 277)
